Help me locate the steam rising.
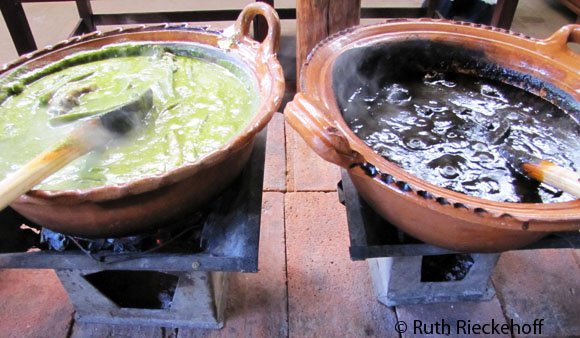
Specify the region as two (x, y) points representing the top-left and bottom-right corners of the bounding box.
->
(333, 41), (580, 203)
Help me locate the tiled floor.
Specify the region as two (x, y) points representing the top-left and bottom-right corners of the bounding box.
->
(0, 1), (579, 337)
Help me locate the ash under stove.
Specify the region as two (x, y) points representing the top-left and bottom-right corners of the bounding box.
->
(338, 171), (580, 306)
(0, 129), (267, 329)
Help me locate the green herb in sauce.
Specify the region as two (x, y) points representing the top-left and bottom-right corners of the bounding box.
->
(0, 43), (258, 190)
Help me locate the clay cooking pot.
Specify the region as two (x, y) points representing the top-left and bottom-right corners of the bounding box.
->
(0, 3), (284, 237)
(285, 19), (580, 252)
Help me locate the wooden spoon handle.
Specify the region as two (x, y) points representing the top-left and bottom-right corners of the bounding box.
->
(0, 138), (91, 210)
(522, 160), (580, 198)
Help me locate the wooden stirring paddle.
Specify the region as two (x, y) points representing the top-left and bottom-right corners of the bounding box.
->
(472, 119), (580, 198)
(0, 89), (153, 210)
(499, 147), (580, 198)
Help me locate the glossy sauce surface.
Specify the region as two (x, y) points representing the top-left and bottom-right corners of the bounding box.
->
(0, 44), (257, 190)
(342, 72), (580, 203)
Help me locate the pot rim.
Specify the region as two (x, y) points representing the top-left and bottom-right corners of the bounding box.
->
(292, 18), (580, 224)
(1, 3), (285, 204)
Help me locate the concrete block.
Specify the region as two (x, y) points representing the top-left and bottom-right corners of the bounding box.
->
(369, 254), (499, 306)
(179, 192), (288, 337)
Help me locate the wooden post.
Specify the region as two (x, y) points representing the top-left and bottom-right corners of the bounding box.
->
(296, 0), (361, 90)
(490, 0), (519, 29)
(426, 0), (440, 18)
(75, 0), (95, 33)
(0, 0), (37, 55)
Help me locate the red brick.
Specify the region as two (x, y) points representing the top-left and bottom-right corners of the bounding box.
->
(492, 249), (580, 337)
(572, 249), (580, 267)
(396, 298), (509, 338)
(263, 113), (286, 192)
(179, 192), (288, 337)
(285, 123), (341, 192)
(0, 269), (73, 338)
(70, 323), (174, 338)
(285, 192), (398, 337)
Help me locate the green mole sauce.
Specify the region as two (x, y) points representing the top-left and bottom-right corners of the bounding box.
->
(0, 43), (258, 190)
(342, 72), (580, 203)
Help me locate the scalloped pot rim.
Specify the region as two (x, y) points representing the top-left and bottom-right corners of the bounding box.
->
(0, 2), (285, 237)
(303, 19), (580, 217)
(1, 25), (279, 203)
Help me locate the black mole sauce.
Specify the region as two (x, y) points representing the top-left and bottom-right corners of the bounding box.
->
(341, 72), (580, 203)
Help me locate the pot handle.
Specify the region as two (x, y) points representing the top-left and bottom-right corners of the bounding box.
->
(234, 2), (281, 55)
(536, 24), (580, 58)
(285, 93), (362, 168)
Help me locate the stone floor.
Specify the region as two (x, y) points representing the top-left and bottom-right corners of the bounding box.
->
(0, 1), (579, 337)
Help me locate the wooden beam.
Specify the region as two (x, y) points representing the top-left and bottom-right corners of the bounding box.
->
(296, 0), (360, 90)
(490, 0), (519, 29)
(0, 0), (37, 55)
(75, 0), (95, 32)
